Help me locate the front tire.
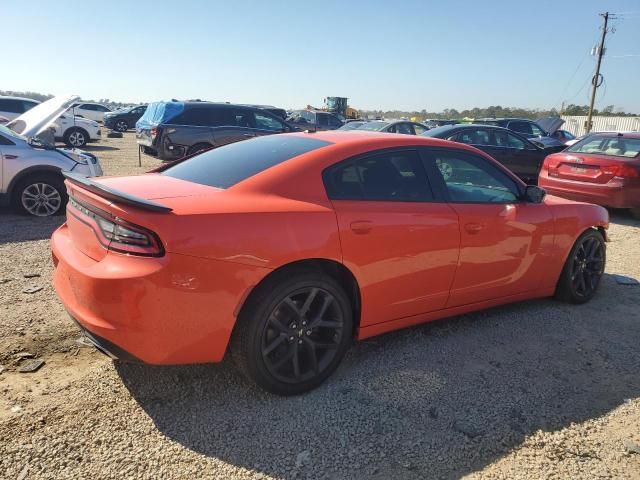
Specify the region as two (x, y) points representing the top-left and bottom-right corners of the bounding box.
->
(14, 174), (67, 217)
(555, 229), (605, 304)
(64, 127), (88, 148)
(114, 120), (129, 132)
(231, 270), (353, 395)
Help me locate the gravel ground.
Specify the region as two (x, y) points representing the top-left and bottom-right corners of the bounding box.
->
(1, 132), (639, 479)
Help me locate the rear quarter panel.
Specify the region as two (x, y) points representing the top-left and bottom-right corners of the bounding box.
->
(544, 195), (609, 274)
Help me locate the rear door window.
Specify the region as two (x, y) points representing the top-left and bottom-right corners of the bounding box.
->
(163, 135), (332, 188)
(0, 99), (23, 113)
(323, 150), (433, 202)
(455, 128), (491, 145)
(317, 114), (329, 127)
(170, 107), (214, 126)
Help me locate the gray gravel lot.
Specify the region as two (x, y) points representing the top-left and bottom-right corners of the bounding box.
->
(1, 132), (639, 479)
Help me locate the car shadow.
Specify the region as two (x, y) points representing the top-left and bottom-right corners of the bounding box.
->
(116, 273), (640, 479)
(0, 208), (64, 244)
(608, 208), (640, 227)
(54, 143), (120, 152)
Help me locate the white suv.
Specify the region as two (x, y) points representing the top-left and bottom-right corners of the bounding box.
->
(0, 96), (40, 121)
(70, 102), (112, 123)
(1, 96), (103, 217)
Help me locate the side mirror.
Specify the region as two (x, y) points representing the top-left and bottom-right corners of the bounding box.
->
(524, 185), (546, 203)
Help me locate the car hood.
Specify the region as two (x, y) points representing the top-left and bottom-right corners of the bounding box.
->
(536, 117), (564, 135)
(7, 95), (79, 138)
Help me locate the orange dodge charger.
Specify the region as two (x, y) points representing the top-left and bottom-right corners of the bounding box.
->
(52, 132), (609, 395)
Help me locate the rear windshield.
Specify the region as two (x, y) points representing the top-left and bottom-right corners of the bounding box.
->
(162, 135), (332, 188)
(356, 121), (389, 131)
(421, 125), (457, 137)
(567, 135), (640, 158)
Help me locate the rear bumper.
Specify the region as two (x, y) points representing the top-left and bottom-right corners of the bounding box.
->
(51, 223), (270, 365)
(71, 314), (141, 362)
(539, 172), (640, 209)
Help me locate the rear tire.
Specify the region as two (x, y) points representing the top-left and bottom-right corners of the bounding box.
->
(555, 229), (605, 304)
(114, 120), (129, 132)
(230, 270), (353, 395)
(13, 174), (67, 217)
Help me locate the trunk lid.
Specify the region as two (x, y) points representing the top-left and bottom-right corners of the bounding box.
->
(63, 173), (221, 261)
(546, 152), (637, 184)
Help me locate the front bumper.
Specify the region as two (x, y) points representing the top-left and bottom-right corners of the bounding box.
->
(51, 223), (270, 365)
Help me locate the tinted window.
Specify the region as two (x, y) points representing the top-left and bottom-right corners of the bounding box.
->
(421, 125), (458, 137)
(79, 104), (95, 111)
(493, 130), (526, 149)
(455, 128), (491, 145)
(0, 99), (23, 113)
(317, 114), (329, 127)
(395, 123), (413, 135)
(255, 112), (285, 131)
(430, 151), (520, 203)
(323, 150), (433, 202)
(170, 107), (213, 126)
(163, 135), (332, 188)
(413, 124), (427, 135)
(508, 121), (533, 136)
(327, 115), (342, 128)
(233, 109), (256, 128)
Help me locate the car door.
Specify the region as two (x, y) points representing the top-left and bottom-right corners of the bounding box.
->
(253, 110), (287, 137)
(424, 148), (555, 307)
(491, 130), (543, 183)
(211, 107), (255, 147)
(324, 148), (460, 326)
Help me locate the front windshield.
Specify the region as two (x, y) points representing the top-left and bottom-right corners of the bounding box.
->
(567, 135), (640, 158)
(356, 121), (389, 131)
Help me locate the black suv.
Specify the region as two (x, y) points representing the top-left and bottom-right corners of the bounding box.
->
(474, 118), (565, 151)
(136, 102), (296, 160)
(104, 105), (148, 132)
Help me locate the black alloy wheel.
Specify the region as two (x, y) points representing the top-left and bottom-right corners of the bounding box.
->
(556, 230), (605, 303)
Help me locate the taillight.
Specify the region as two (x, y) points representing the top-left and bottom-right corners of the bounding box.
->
(151, 127), (158, 139)
(612, 164), (640, 178)
(543, 156), (561, 176)
(69, 197), (164, 257)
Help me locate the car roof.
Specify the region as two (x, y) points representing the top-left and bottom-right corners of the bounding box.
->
(581, 131), (640, 139)
(0, 96), (40, 103)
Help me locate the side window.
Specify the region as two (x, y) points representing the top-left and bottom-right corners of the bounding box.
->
(233, 109), (256, 128)
(254, 112), (284, 131)
(95, 105), (110, 112)
(327, 115), (342, 128)
(301, 111), (314, 123)
(323, 150), (433, 202)
(0, 134), (15, 146)
(456, 128), (491, 145)
(22, 101), (38, 112)
(170, 107), (214, 126)
(430, 150), (520, 203)
(508, 121), (533, 136)
(317, 114), (329, 127)
(395, 123), (413, 135)
(0, 99), (22, 113)
(493, 130), (526, 149)
(530, 123), (545, 136)
(413, 124), (427, 135)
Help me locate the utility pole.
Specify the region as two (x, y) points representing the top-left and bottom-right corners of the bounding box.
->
(586, 12), (611, 133)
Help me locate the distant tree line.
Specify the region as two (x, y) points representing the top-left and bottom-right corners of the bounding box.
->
(362, 104), (638, 120)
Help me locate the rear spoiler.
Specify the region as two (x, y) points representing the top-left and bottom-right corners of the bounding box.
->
(63, 172), (173, 213)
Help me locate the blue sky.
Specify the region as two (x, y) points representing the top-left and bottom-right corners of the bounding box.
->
(3, 0), (640, 112)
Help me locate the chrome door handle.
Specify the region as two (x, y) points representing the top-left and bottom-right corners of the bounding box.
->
(464, 223), (484, 234)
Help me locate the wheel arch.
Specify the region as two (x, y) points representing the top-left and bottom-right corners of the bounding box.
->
(6, 165), (64, 199)
(235, 258), (362, 337)
(64, 126), (90, 141)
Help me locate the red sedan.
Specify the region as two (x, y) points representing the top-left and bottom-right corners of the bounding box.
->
(51, 132), (609, 395)
(539, 132), (640, 218)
